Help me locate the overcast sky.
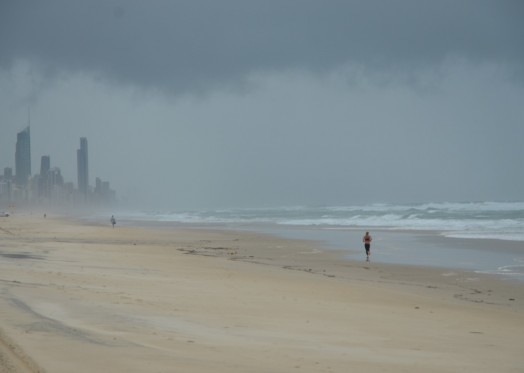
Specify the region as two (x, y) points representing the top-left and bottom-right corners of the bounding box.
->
(1, 0), (523, 209)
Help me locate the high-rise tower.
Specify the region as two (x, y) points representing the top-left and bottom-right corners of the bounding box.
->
(77, 137), (89, 196)
(39, 155), (51, 197)
(15, 126), (31, 186)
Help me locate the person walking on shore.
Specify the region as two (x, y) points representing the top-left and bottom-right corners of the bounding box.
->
(363, 231), (372, 261)
(110, 215), (116, 228)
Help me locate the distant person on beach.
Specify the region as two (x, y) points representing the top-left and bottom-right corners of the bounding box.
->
(111, 215), (116, 228)
(363, 231), (372, 260)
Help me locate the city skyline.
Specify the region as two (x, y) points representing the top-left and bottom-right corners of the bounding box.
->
(0, 125), (116, 206)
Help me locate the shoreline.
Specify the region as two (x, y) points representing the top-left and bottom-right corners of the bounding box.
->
(113, 217), (524, 282)
(12, 205), (524, 280)
(1, 213), (523, 372)
(234, 225), (524, 281)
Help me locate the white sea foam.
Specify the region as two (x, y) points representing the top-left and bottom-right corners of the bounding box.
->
(119, 201), (524, 242)
(476, 260), (524, 280)
(108, 202), (524, 282)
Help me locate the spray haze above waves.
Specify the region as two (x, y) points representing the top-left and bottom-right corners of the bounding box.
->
(121, 201), (524, 242)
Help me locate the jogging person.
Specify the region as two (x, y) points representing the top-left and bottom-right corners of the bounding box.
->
(363, 231), (372, 261)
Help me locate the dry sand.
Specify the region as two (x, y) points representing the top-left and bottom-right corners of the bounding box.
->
(0, 213), (523, 373)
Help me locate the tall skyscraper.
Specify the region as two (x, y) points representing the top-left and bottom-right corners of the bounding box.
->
(15, 126), (31, 186)
(77, 137), (89, 195)
(39, 155), (51, 197)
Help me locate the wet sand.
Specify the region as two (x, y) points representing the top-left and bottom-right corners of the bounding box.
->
(0, 213), (523, 372)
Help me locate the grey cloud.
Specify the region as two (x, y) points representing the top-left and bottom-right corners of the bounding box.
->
(1, 0), (523, 95)
(1, 1), (523, 209)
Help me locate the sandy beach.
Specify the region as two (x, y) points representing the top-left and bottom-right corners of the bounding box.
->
(1, 213), (523, 373)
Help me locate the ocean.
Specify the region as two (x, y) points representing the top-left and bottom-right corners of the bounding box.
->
(114, 201), (524, 281)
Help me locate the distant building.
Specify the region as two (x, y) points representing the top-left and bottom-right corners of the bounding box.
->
(40, 155), (50, 175)
(3, 167), (13, 181)
(0, 168), (13, 203)
(15, 126), (31, 186)
(39, 155), (51, 197)
(0, 180), (12, 203)
(77, 137), (89, 196)
(47, 167), (64, 200)
(94, 177), (116, 203)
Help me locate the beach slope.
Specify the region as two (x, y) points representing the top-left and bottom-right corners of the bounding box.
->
(0, 214), (523, 372)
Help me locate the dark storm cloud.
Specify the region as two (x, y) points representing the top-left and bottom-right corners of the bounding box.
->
(1, 0), (523, 208)
(1, 0), (523, 94)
